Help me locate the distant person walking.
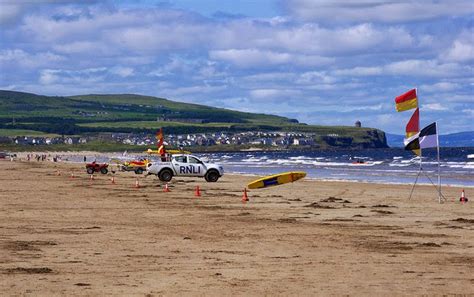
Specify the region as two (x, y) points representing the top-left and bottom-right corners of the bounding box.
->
(84, 156), (87, 162)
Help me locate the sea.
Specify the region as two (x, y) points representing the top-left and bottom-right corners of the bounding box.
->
(75, 147), (474, 187)
(202, 147), (474, 188)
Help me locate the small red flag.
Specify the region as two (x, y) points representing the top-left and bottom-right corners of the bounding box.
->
(406, 108), (419, 133)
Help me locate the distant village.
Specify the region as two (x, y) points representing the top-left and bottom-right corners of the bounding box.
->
(0, 121), (367, 149)
(1, 131), (347, 148)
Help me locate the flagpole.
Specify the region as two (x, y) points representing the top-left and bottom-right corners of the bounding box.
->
(418, 87), (422, 177)
(436, 122), (441, 203)
(419, 146), (423, 174)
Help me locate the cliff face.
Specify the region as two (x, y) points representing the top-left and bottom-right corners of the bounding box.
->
(319, 129), (388, 149)
(362, 129), (389, 148)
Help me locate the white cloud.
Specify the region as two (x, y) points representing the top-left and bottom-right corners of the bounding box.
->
(385, 59), (468, 77)
(39, 69), (59, 85)
(210, 49), (291, 67)
(376, 113), (402, 126)
(333, 67), (383, 76)
(209, 48), (333, 68)
(242, 72), (297, 82)
(335, 59), (471, 78)
(53, 41), (111, 55)
(0, 3), (23, 25)
(462, 109), (474, 117)
(160, 85), (228, 101)
(295, 71), (337, 84)
(108, 23), (209, 52)
(432, 93), (473, 104)
(149, 57), (199, 77)
(0, 49), (65, 69)
(442, 30), (474, 62)
(39, 67), (107, 85)
(19, 8), (212, 54)
(109, 66), (134, 77)
(423, 103), (449, 111)
(284, 0), (474, 23)
(249, 88), (301, 100)
(420, 82), (460, 92)
(16, 6), (421, 59)
(260, 23), (415, 55)
(284, 103), (385, 113)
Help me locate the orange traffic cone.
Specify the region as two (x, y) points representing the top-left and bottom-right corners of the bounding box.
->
(164, 183), (170, 192)
(135, 178), (140, 189)
(460, 189), (468, 204)
(242, 188), (249, 202)
(195, 185), (201, 197)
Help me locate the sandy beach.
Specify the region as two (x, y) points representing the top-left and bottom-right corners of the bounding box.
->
(0, 158), (473, 296)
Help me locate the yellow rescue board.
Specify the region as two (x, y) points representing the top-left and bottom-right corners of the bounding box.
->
(145, 149), (191, 155)
(247, 171), (307, 189)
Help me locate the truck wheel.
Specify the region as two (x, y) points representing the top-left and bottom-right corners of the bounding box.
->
(86, 167), (94, 174)
(100, 167), (108, 174)
(158, 169), (173, 182)
(135, 168), (144, 174)
(205, 170), (219, 182)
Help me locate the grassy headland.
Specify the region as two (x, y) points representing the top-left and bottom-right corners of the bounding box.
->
(0, 90), (388, 150)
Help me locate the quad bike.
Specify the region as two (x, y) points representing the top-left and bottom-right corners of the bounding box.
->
(85, 162), (109, 174)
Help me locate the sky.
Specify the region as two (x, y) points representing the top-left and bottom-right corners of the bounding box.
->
(0, 0), (473, 134)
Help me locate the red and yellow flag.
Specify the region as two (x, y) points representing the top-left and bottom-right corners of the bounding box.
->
(156, 128), (163, 147)
(156, 128), (166, 156)
(395, 89), (418, 112)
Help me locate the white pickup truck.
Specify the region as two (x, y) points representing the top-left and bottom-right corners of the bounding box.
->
(147, 154), (224, 182)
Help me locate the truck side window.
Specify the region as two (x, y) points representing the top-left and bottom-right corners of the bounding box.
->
(188, 157), (200, 164)
(174, 156), (187, 163)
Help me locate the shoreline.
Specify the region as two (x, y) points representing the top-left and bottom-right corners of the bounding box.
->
(4, 157), (473, 194)
(7, 150), (474, 188)
(10, 159), (474, 189)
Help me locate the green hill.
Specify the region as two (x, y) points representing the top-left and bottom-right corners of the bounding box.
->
(0, 90), (291, 124)
(0, 90), (388, 149)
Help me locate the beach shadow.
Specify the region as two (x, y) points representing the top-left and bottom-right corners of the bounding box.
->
(304, 202), (336, 209)
(2, 267), (53, 274)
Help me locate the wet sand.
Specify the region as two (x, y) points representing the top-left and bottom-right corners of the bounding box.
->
(0, 159), (473, 296)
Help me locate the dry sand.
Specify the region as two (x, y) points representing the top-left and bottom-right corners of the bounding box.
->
(0, 159), (473, 296)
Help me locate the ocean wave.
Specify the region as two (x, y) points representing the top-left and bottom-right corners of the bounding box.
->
(289, 156), (312, 160)
(389, 163), (411, 167)
(463, 163), (474, 169)
(349, 161), (383, 166)
(443, 162), (474, 169)
(352, 156), (370, 160)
